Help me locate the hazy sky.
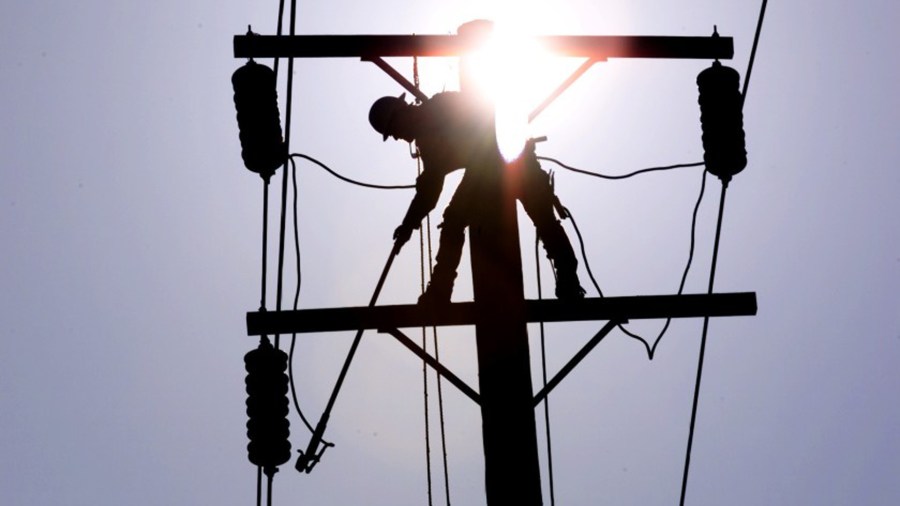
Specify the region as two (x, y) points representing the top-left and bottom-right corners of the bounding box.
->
(2, 1), (898, 505)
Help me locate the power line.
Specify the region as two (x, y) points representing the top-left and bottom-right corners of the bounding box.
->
(539, 156), (704, 180)
(554, 162), (706, 360)
(291, 153), (415, 190)
(680, 3), (769, 504)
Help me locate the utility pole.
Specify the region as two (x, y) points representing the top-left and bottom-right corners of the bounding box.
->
(235, 25), (756, 506)
(457, 19), (543, 505)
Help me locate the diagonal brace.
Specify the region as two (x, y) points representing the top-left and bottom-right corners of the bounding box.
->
(364, 56), (429, 103)
(380, 327), (481, 405)
(529, 57), (601, 123)
(533, 319), (623, 407)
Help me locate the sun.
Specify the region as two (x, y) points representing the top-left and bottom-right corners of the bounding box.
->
(463, 16), (578, 161)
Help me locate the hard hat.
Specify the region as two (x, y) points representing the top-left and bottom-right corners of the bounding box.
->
(368, 93), (407, 141)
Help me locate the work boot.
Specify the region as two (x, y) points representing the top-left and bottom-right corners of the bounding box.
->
(555, 271), (586, 300)
(418, 281), (453, 306)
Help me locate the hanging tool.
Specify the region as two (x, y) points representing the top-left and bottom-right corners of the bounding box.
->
(295, 239), (405, 473)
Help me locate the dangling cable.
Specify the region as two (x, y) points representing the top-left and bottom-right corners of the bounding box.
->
(535, 236), (556, 506)
(283, 158), (331, 445)
(617, 170), (707, 359)
(416, 146), (435, 506)
(291, 153), (414, 190)
(539, 157), (703, 180)
(555, 168), (702, 360)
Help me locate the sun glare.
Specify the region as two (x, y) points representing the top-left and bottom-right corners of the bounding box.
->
(464, 15), (574, 161)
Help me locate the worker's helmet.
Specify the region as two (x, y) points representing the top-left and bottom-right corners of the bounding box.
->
(369, 93), (408, 141)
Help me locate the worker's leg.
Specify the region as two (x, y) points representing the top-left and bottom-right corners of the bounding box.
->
(419, 188), (470, 305)
(519, 160), (585, 299)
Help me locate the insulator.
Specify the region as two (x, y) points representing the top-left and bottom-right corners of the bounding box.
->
(697, 61), (747, 182)
(232, 61), (287, 181)
(244, 338), (292, 470)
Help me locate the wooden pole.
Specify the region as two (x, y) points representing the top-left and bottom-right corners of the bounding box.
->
(458, 20), (543, 506)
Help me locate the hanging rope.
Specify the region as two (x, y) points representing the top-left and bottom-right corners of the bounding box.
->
(413, 56), (452, 505)
(416, 133), (435, 506)
(534, 237), (557, 506)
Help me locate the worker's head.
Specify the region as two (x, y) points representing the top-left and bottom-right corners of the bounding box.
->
(369, 93), (414, 142)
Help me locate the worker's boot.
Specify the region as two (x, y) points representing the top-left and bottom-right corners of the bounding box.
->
(418, 270), (455, 306)
(555, 267), (586, 300)
(537, 219), (586, 300)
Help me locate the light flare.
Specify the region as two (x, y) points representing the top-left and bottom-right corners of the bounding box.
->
(465, 19), (570, 161)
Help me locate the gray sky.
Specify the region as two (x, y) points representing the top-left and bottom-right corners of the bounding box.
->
(1, 1), (898, 505)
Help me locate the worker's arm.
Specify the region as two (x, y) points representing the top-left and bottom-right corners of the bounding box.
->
(393, 168), (445, 247)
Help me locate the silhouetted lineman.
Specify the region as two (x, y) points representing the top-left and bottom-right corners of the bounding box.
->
(369, 91), (585, 304)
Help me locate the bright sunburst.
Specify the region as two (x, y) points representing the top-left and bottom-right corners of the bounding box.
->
(463, 8), (576, 160)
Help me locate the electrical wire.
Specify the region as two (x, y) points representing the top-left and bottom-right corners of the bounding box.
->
(619, 170), (707, 359)
(290, 153), (415, 190)
(560, 166), (707, 360)
(272, 0), (298, 352)
(679, 180), (729, 506)
(680, 3), (769, 503)
(742, 0), (769, 106)
(251, 2), (286, 502)
(260, 181), (270, 311)
(281, 158), (332, 446)
(539, 156), (704, 180)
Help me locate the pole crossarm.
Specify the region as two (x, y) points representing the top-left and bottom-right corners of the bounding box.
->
(245, 292), (756, 336)
(533, 319), (622, 407)
(380, 327), (481, 405)
(234, 34), (733, 60)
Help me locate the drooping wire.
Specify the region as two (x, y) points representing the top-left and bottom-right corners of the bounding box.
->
(291, 153), (415, 190)
(539, 157), (704, 180)
(680, 3), (768, 504)
(559, 166), (707, 360)
(283, 157), (332, 445)
(618, 170), (707, 359)
(534, 237), (556, 506)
